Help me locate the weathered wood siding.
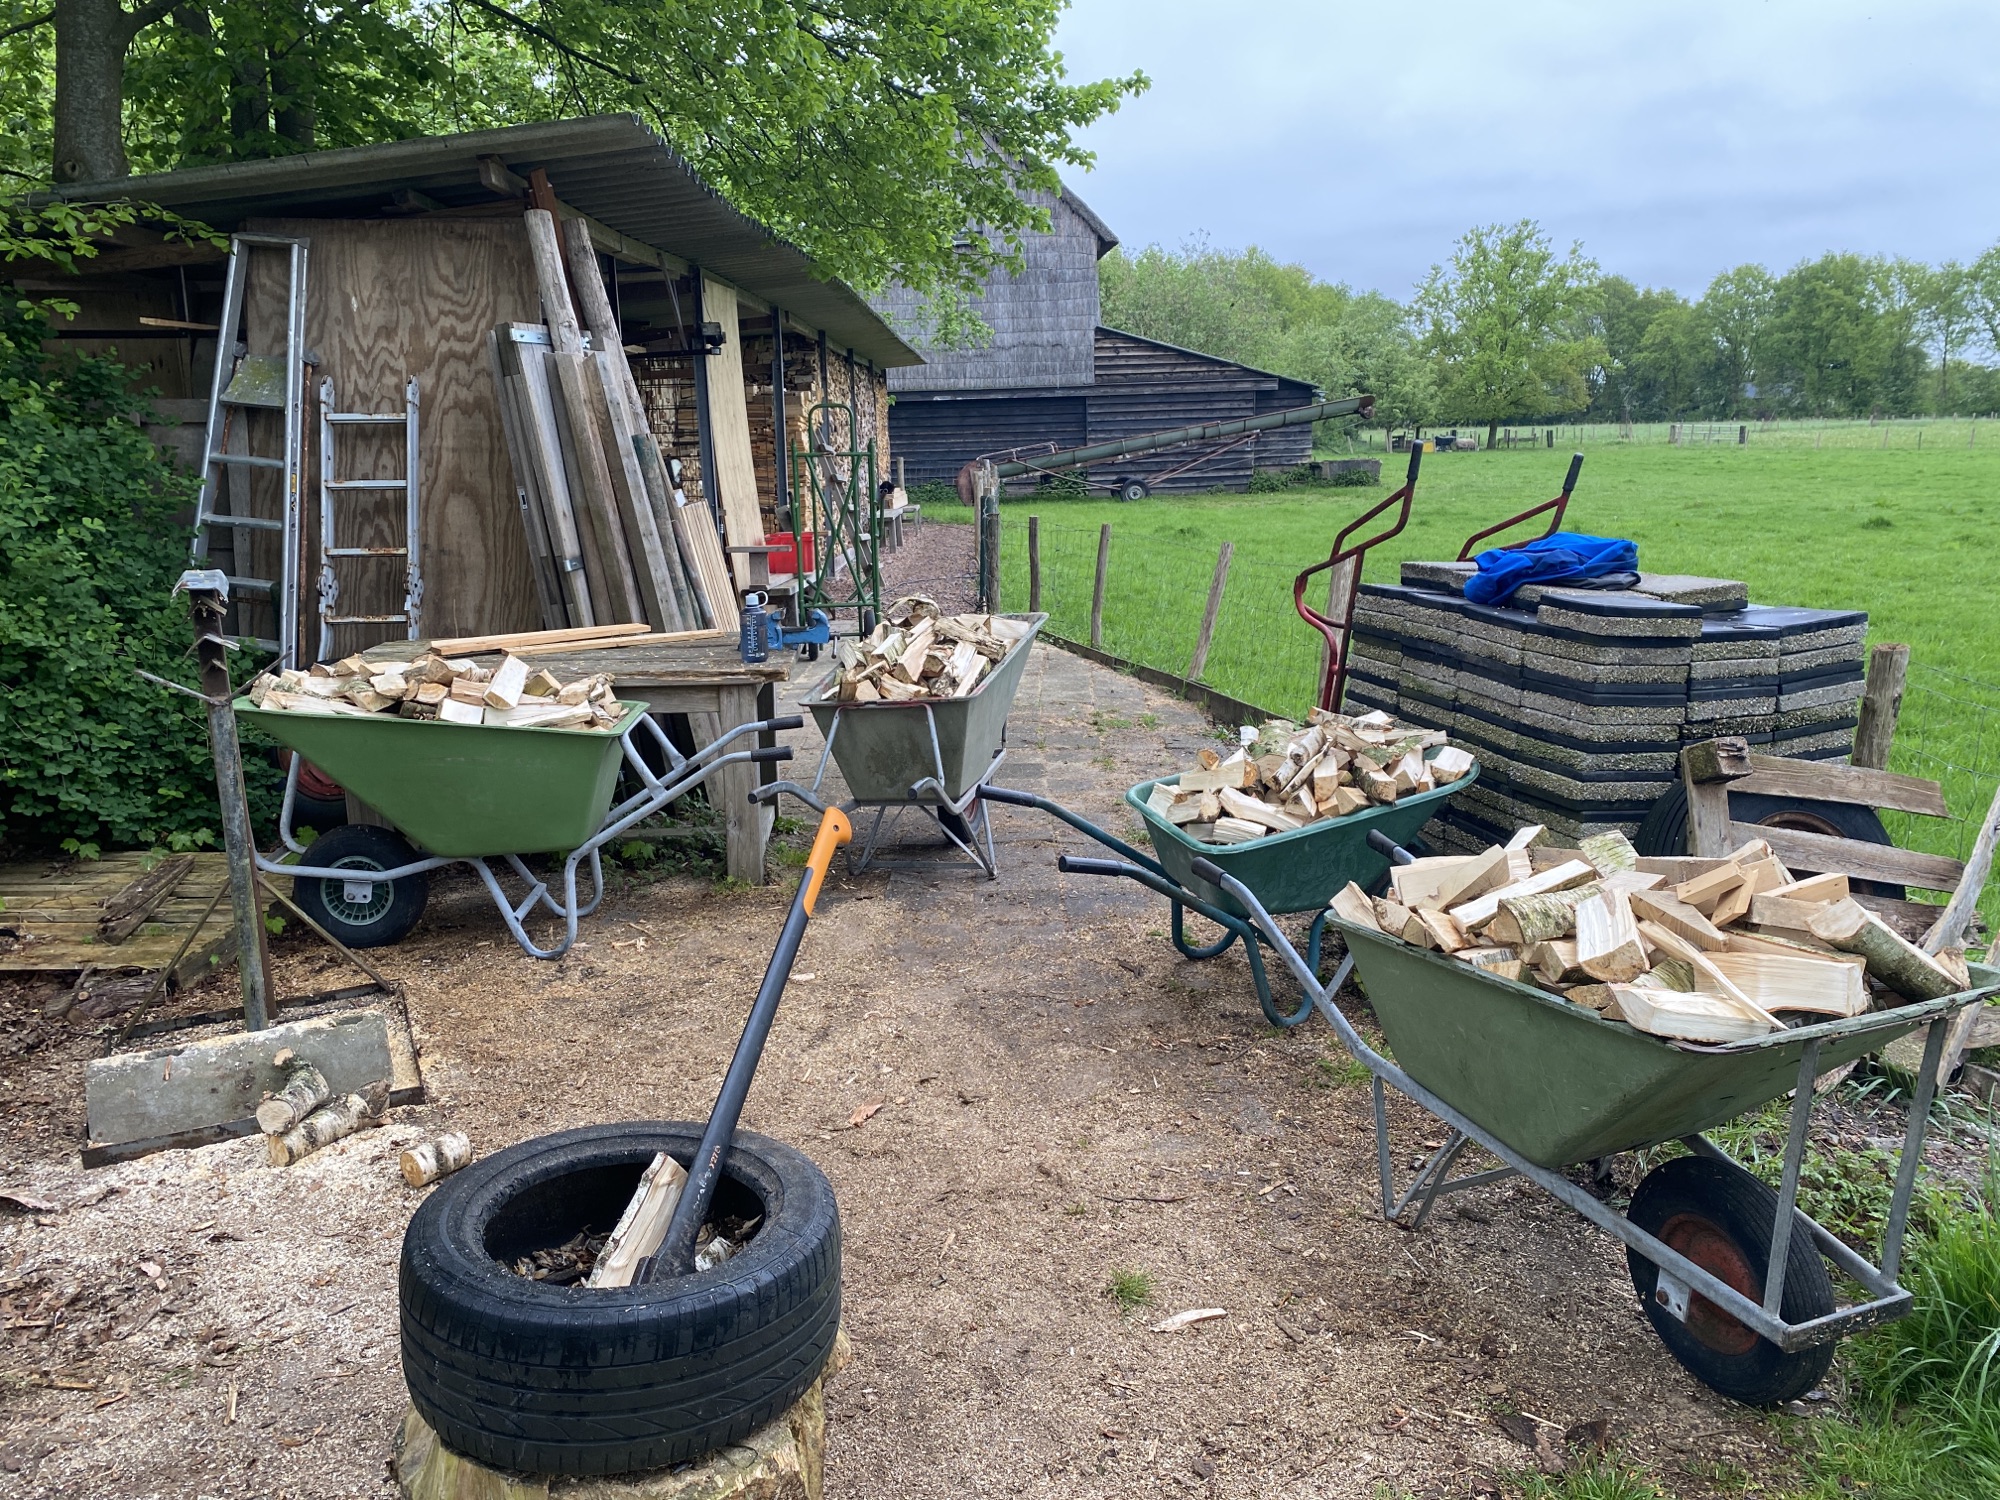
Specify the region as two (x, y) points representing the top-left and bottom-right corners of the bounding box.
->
(874, 189), (1104, 393)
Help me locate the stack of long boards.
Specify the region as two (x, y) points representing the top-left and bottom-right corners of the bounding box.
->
(1344, 562), (1867, 851)
(488, 209), (736, 634)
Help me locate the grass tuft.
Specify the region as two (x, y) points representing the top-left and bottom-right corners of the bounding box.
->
(1514, 1460), (1667, 1500)
(1103, 1266), (1155, 1312)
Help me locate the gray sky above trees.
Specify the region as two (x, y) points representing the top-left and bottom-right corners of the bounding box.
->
(1054, 0), (2000, 297)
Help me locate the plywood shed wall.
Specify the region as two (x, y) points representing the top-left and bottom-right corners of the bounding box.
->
(236, 216), (548, 654)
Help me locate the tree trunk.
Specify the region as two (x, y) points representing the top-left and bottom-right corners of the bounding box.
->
(52, 0), (140, 182)
(1485, 419), (1498, 451)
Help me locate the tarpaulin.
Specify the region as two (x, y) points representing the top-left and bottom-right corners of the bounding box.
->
(1464, 532), (1639, 606)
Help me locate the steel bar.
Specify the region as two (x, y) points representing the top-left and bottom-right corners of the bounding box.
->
(992, 395), (1372, 478)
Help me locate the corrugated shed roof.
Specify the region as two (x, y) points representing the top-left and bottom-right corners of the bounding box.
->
(48, 114), (918, 368)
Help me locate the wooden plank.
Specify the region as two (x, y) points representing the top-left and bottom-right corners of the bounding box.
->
(98, 854), (195, 943)
(1680, 741), (1745, 858)
(592, 350), (687, 631)
(84, 1010), (392, 1150)
(0, 854), (240, 985)
(430, 622), (652, 655)
(550, 349), (648, 623)
(1852, 642), (1910, 770)
(511, 353), (599, 627)
(1925, 779), (2000, 953)
(1731, 821), (1966, 893)
(486, 330), (570, 630)
(701, 277), (766, 588)
(1733, 753), (1948, 818)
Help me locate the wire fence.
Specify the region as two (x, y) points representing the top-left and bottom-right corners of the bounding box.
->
(1327, 416), (1999, 455)
(997, 511), (1998, 944)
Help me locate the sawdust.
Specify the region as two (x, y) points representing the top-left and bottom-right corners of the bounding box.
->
(0, 645), (1837, 1499)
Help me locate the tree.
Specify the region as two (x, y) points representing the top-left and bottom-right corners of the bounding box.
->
(1696, 265), (1773, 416)
(5, 0), (1146, 309)
(1414, 221), (1601, 449)
(1920, 260), (1975, 409)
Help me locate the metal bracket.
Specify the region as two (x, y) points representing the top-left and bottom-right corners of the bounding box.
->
(1654, 1268), (1692, 1322)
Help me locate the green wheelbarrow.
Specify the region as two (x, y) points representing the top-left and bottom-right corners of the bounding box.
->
(973, 752), (1475, 1028)
(1126, 830), (1998, 1406)
(240, 700), (800, 957)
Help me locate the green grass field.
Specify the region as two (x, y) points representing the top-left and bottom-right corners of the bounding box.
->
(950, 439), (1998, 921)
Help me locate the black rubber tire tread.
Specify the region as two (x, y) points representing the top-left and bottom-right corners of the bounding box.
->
(400, 1122), (841, 1477)
(1625, 1155), (1836, 1405)
(291, 824), (428, 948)
(291, 789), (348, 833)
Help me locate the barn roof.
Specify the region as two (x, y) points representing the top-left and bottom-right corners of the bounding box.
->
(1059, 186), (1120, 260)
(1095, 326), (1318, 391)
(45, 114), (919, 368)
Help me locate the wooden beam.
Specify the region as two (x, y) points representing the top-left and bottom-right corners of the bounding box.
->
(1852, 643), (1910, 771)
(1681, 739), (1751, 859)
(1925, 779), (2000, 953)
(1732, 753), (1948, 818)
(1735, 821), (1967, 892)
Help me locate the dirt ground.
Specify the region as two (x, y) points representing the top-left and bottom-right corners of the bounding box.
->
(0, 522), (1890, 1497)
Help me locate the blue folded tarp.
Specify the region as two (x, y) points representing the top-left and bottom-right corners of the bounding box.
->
(1464, 532), (1639, 606)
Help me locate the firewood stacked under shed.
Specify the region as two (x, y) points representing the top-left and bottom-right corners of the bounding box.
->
(1343, 564), (1867, 851)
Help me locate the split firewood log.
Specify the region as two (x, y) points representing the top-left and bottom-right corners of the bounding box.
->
(400, 1132), (474, 1188)
(267, 1081), (389, 1167)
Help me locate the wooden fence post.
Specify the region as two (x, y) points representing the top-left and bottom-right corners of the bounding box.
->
(1027, 515), (1041, 613)
(1681, 737), (1751, 858)
(1852, 643), (1911, 770)
(978, 487), (1001, 613)
(1188, 541), (1234, 680)
(1090, 523), (1110, 649)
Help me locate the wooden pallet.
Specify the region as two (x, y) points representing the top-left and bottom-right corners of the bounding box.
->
(0, 852), (240, 988)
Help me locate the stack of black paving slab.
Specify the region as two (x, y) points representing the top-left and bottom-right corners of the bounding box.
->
(1344, 562), (1866, 851)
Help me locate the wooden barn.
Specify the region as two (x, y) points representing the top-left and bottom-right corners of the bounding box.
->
(20, 116), (916, 657)
(871, 185), (1316, 494)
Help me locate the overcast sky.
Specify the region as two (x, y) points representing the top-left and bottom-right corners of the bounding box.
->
(1050, 0), (2000, 301)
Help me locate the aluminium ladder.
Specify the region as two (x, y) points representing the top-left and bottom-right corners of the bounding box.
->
(190, 234), (311, 666)
(317, 376), (422, 660)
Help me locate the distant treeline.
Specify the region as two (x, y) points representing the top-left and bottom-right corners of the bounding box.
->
(1099, 230), (2000, 429)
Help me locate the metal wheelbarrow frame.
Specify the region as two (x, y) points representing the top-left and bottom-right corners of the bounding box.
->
(244, 700), (801, 958)
(1094, 841), (1998, 1401)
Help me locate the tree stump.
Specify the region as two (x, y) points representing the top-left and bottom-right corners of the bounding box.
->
(394, 1329), (850, 1500)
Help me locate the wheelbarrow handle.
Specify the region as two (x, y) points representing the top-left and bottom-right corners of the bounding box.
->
(1190, 856), (1227, 885)
(1057, 854), (1128, 878)
(747, 746), (794, 764)
(973, 784), (1037, 807)
(1366, 829), (1416, 866)
(766, 715), (805, 733)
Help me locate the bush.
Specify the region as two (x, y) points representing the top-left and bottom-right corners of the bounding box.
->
(1327, 464), (1378, 487)
(0, 297), (268, 856)
(907, 479), (959, 508)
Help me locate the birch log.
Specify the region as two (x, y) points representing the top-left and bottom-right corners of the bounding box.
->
(400, 1132), (474, 1188)
(268, 1082), (389, 1166)
(254, 1052), (330, 1136)
(1809, 899), (1961, 1002)
(1488, 883), (1603, 947)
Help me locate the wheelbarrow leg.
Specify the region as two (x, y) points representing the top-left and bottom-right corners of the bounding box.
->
(1170, 901), (1238, 961)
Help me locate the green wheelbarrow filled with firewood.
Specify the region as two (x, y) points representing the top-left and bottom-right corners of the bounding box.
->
(240, 699), (800, 957)
(1070, 827), (1997, 1407)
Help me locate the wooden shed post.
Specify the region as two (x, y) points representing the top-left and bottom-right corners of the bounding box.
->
(770, 310), (790, 530)
(1090, 523), (1111, 649)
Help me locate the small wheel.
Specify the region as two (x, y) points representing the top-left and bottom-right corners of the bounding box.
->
(1118, 478), (1151, 503)
(279, 754), (348, 832)
(293, 824), (428, 948)
(1625, 1156), (1835, 1404)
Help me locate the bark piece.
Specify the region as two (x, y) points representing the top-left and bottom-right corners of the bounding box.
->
(1489, 883), (1603, 948)
(1578, 831), (1638, 877)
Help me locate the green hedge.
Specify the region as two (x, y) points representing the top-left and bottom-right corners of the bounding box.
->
(0, 298), (270, 856)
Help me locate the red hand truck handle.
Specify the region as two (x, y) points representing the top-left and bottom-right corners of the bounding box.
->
(1455, 452), (1584, 562)
(1293, 446), (1422, 712)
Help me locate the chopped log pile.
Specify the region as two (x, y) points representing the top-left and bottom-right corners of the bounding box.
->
(1145, 709), (1474, 845)
(259, 1049), (389, 1166)
(248, 651), (627, 731)
(1330, 828), (1974, 1044)
(825, 595), (1035, 704)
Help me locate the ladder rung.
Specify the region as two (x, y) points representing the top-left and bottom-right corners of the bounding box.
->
(325, 480), (409, 492)
(327, 412), (409, 424)
(205, 515), (284, 532)
(226, 575), (276, 594)
(214, 453), (287, 469)
(324, 614), (409, 625)
(326, 547), (408, 558)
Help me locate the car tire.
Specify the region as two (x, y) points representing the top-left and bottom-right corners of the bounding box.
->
(1635, 786), (1904, 897)
(291, 824), (429, 948)
(401, 1122), (841, 1477)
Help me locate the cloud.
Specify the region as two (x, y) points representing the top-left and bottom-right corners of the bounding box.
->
(1053, 0), (2000, 298)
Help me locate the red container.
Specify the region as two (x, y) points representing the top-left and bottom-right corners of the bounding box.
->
(765, 531), (816, 575)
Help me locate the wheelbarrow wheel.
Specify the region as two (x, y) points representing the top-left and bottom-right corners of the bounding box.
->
(293, 824), (429, 948)
(1625, 1155), (1835, 1405)
(400, 1121), (840, 1477)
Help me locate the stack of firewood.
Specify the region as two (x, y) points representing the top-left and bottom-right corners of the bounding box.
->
(248, 652), (625, 731)
(1147, 709), (1475, 845)
(827, 595), (1035, 703)
(1329, 829), (1973, 1042)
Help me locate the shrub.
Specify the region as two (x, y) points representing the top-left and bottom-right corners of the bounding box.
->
(907, 479), (959, 508)
(1327, 464), (1379, 487)
(0, 297), (270, 856)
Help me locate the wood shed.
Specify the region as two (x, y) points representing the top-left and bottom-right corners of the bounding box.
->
(870, 185), (1316, 494)
(19, 116), (918, 657)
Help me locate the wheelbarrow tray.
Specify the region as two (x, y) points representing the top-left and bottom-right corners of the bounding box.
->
(803, 613), (1046, 803)
(1128, 758), (1477, 917)
(1335, 919), (2000, 1169)
(237, 699), (648, 858)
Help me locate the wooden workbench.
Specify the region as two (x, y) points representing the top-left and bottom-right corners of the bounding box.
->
(365, 634), (793, 883)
